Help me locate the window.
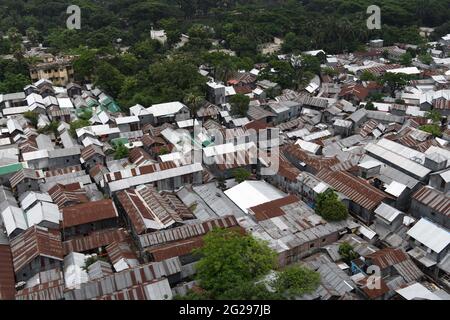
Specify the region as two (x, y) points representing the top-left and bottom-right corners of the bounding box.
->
(309, 243), (314, 248)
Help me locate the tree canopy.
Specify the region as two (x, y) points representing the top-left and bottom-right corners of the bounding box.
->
(181, 228), (321, 300)
(229, 94), (250, 117)
(315, 189), (348, 221)
(193, 228), (277, 299)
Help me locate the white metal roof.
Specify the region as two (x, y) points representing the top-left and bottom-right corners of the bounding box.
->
(295, 139), (321, 154)
(129, 104), (151, 116)
(177, 119), (200, 128)
(26, 93), (44, 107)
(358, 225), (377, 240)
(384, 181), (407, 197)
(22, 149), (49, 161)
(425, 146), (450, 165)
(57, 97), (74, 109)
(107, 162), (203, 193)
(2, 106), (29, 116)
(396, 282), (442, 300)
(147, 101), (186, 117)
(6, 118), (23, 134)
(374, 203), (403, 223)
(407, 218), (450, 253)
(387, 67), (421, 75)
(159, 152), (182, 162)
(1, 206), (27, 236)
(364, 143), (431, 179)
(20, 192), (53, 211)
(115, 116), (139, 125)
(224, 180), (286, 214)
(26, 202), (60, 226)
(303, 130), (331, 142)
(358, 160), (382, 169)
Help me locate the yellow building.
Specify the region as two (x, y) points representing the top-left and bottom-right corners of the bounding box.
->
(29, 55), (75, 86)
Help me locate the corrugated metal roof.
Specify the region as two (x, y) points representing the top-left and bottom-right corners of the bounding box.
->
(0, 243), (16, 300)
(10, 226), (63, 273)
(63, 228), (129, 255)
(62, 199), (118, 228)
(407, 218), (450, 253)
(139, 215), (239, 248)
(64, 258), (181, 300)
(316, 169), (391, 211)
(412, 186), (450, 216)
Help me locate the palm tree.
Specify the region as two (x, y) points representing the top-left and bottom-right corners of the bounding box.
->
(184, 93), (204, 120)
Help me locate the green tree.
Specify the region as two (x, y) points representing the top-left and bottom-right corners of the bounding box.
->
(272, 265), (320, 299)
(365, 101), (376, 110)
(0, 72), (29, 93)
(379, 72), (409, 98)
(72, 47), (97, 81)
(184, 93), (204, 119)
(217, 176), (226, 190)
(193, 228), (277, 299)
(419, 124), (442, 137)
(78, 109), (93, 121)
(23, 111), (38, 127)
(229, 94), (250, 116)
(338, 242), (359, 264)
(7, 27), (21, 44)
(232, 167), (251, 183)
(25, 27), (39, 46)
(38, 121), (59, 136)
(426, 109), (442, 123)
(419, 53), (433, 65)
(322, 67), (338, 77)
(93, 61), (125, 98)
(360, 70), (377, 81)
(400, 52), (412, 66)
(69, 119), (90, 137)
(315, 189), (348, 221)
(114, 142), (129, 160)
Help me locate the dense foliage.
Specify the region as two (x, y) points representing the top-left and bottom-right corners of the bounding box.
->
(178, 228), (320, 300)
(315, 189), (348, 221)
(1, 0), (449, 99)
(192, 228), (278, 299)
(338, 242), (360, 264)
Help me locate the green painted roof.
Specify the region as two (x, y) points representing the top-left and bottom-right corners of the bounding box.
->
(86, 98), (99, 108)
(0, 162), (23, 176)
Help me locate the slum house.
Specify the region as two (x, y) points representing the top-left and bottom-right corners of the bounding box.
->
(62, 228), (130, 256)
(10, 225), (64, 282)
(316, 169), (394, 224)
(0, 234), (15, 300)
(138, 215), (242, 264)
(410, 186), (450, 229)
(102, 161), (203, 195)
(115, 185), (188, 240)
(407, 218), (450, 267)
(244, 195), (348, 267)
(63, 259), (180, 300)
(80, 144), (106, 170)
(363, 247), (424, 284)
(47, 182), (89, 209)
(61, 199), (119, 240)
(9, 168), (44, 195)
(283, 144), (340, 174)
(147, 102), (190, 125)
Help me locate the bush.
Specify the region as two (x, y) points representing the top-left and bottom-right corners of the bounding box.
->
(315, 189), (348, 221)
